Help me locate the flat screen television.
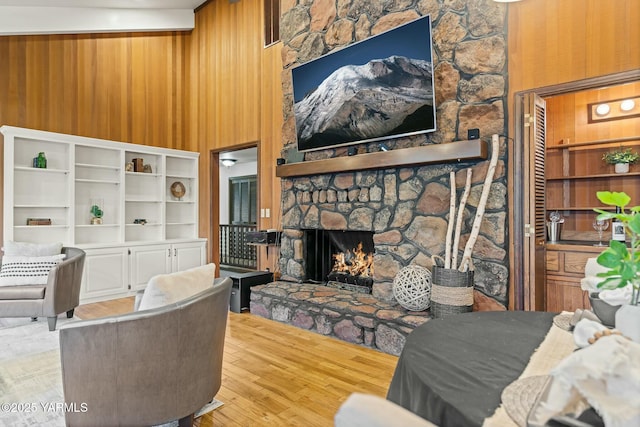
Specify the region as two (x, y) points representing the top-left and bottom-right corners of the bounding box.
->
(292, 15), (436, 153)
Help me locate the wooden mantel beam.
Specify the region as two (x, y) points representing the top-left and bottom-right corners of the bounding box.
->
(275, 139), (488, 178)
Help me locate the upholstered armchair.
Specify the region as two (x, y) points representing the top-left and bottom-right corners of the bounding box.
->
(0, 246), (85, 330)
(59, 273), (232, 427)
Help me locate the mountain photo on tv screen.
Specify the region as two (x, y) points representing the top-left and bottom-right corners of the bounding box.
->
(291, 15), (436, 153)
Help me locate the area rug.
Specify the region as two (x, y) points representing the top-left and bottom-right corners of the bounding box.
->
(0, 316), (223, 426)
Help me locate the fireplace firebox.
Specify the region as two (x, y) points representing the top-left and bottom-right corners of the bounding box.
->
(303, 229), (375, 293)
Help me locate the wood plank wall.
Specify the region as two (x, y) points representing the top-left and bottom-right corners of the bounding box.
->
(188, 0), (283, 271)
(0, 0), (283, 271)
(1, 0), (637, 275)
(507, 0), (640, 94)
(0, 31), (191, 247)
(506, 0), (640, 309)
(0, 32), (189, 148)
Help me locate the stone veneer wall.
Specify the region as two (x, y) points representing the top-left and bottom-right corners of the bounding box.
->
(278, 0), (509, 309)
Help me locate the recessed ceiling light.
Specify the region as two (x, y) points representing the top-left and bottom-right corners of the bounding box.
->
(595, 103), (610, 116)
(620, 99), (636, 112)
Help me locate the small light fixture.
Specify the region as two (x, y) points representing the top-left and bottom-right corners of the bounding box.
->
(620, 99), (636, 112)
(221, 159), (237, 167)
(588, 95), (640, 123)
(379, 143), (390, 152)
(595, 103), (610, 116)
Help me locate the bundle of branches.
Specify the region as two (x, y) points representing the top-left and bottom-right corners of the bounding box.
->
(442, 134), (500, 272)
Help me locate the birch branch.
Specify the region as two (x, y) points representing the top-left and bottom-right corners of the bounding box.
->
(444, 171), (456, 269)
(452, 168), (472, 270)
(459, 134), (500, 272)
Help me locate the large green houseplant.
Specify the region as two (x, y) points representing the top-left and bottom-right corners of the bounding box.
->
(594, 191), (640, 342)
(594, 191), (640, 305)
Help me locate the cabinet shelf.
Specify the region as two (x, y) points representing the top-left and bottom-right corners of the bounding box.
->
(546, 135), (640, 150)
(15, 166), (69, 174)
(15, 204), (69, 208)
(126, 223), (161, 227)
(15, 225), (68, 229)
(167, 222), (196, 226)
(76, 163), (120, 171)
(166, 174), (196, 179)
(126, 171), (162, 178)
(166, 200), (194, 204)
(76, 178), (120, 185)
(125, 199), (162, 203)
(547, 206), (615, 212)
(547, 171), (640, 180)
(75, 224), (120, 228)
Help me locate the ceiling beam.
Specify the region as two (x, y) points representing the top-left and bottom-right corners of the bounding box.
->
(0, 6), (195, 35)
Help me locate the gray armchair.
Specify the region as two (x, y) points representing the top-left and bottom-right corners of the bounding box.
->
(0, 247), (85, 330)
(59, 277), (232, 427)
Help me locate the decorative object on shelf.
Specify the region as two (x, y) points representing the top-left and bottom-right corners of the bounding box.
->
(170, 181), (186, 200)
(133, 218), (147, 225)
(547, 211), (564, 242)
(392, 265), (432, 311)
(593, 191), (640, 342)
(143, 164), (152, 173)
(34, 152), (47, 168)
(90, 199), (104, 225)
(26, 218), (52, 226)
(601, 147), (639, 174)
(591, 217), (609, 247)
(125, 161), (134, 172)
(132, 158), (144, 172)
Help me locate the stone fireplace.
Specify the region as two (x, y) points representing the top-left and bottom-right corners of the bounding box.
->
(277, 162), (508, 307)
(249, 0), (511, 355)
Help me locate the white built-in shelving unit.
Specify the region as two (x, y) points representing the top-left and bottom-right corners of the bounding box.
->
(2, 126), (206, 303)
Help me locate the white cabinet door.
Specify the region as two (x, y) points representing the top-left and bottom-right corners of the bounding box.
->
(129, 244), (172, 291)
(81, 247), (129, 303)
(171, 241), (206, 272)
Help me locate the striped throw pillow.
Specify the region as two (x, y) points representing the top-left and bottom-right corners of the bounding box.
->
(0, 254), (66, 286)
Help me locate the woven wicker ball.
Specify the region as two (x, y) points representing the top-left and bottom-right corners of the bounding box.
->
(393, 265), (432, 311)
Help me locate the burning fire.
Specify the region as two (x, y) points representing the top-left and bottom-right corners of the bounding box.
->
(332, 242), (374, 277)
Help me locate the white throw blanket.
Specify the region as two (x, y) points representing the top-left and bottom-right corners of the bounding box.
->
(542, 335), (640, 427)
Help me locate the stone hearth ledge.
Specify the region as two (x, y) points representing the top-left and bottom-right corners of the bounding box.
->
(249, 281), (430, 356)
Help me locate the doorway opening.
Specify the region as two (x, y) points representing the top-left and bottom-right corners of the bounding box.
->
(214, 146), (259, 275)
(512, 70), (640, 311)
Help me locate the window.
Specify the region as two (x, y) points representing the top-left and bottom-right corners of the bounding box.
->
(229, 175), (257, 225)
(264, 0), (280, 47)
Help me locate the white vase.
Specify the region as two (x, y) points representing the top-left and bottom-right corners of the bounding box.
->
(614, 163), (630, 173)
(615, 304), (640, 343)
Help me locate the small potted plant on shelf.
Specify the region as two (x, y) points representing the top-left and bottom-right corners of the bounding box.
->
(90, 203), (104, 225)
(593, 191), (640, 342)
(601, 147), (640, 174)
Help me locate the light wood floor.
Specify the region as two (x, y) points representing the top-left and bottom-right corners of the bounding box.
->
(75, 298), (399, 426)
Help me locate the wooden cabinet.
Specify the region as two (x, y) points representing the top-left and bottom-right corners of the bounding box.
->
(82, 247), (130, 302)
(80, 240), (206, 302)
(1, 125), (207, 303)
(545, 136), (640, 242)
(545, 244), (605, 312)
